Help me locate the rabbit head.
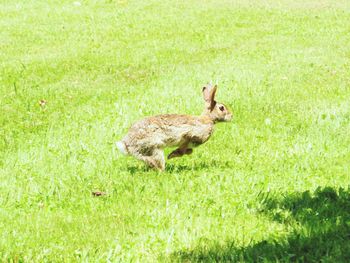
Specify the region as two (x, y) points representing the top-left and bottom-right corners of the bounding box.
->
(202, 84), (232, 122)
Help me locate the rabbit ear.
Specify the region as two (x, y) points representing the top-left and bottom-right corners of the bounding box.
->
(202, 86), (210, 102)
(209, 85), (217, 102)
(202, 84), (217, 110)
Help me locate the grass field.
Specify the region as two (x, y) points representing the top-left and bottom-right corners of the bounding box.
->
(1, 0), (350, 261)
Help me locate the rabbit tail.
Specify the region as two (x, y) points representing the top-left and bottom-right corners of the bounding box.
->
(116, 141), (128, 155)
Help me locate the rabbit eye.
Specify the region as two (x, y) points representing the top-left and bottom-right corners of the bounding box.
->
(219, 105), (225, 111)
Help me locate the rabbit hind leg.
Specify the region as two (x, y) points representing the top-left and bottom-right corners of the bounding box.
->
(129, 147), (165, 171)
(151, 149), (165, 171)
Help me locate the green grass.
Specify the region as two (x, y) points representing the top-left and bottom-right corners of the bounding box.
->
(1, 0), (350, 261)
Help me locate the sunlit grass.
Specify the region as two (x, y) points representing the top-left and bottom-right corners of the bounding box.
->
(1, 0), (350, 261)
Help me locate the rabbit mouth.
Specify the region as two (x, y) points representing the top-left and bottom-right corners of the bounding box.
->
(224, 114), (233, 121)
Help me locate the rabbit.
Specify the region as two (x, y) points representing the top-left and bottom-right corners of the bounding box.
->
(116, 84), (232, 171)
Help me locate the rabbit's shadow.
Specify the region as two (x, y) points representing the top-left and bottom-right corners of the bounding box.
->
(125, 159), (233, 174)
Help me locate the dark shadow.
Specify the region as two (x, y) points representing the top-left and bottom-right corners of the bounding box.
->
(121, 159), (234, 173)
(171, 186), (350, 262)
(165, 160), (233, 173)
(125, 164), (149, 174)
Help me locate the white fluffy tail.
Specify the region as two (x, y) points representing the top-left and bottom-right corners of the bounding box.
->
(116, 141), (128, 155)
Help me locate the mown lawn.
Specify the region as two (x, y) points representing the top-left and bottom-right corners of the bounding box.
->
(1, 0), (350, 261)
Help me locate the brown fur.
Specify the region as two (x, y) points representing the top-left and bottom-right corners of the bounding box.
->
(117, 84), (232, 171)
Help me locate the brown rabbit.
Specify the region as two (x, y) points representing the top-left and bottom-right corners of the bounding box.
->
(116, 84), (232, 171)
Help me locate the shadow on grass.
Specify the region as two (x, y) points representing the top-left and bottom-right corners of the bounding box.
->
(171, 186), (350, 262)
(125, 165), (149, 174)
(124, 160), (234, 174)
(165, 160), (233, 173)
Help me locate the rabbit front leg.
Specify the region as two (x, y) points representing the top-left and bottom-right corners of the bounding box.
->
(168, 142), (193, 159)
